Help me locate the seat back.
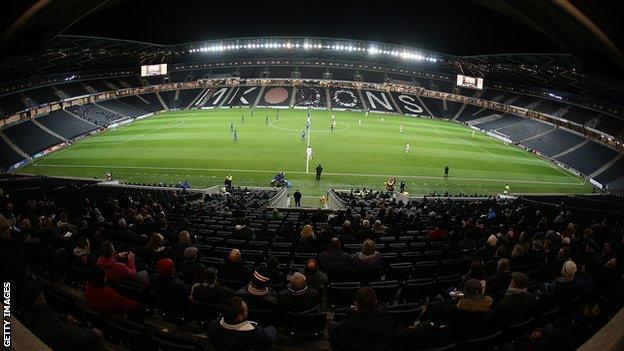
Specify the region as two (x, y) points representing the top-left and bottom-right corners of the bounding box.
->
(284, 311), (327, 337)
(370, 280), (400, 304)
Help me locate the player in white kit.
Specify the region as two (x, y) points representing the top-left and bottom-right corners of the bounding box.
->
(400, 124), (403, 133)
(306, 145), (313, 160)
(405, 142), (410, 153)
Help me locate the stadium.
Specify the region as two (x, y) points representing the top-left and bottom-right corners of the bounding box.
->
(0, 1), (623, 350)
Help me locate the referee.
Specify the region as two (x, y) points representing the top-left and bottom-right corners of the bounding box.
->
(444, 165), (449, 178)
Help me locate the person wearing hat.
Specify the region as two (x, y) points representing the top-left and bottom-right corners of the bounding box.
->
(84, 265), (142, 319)
(277, 272), (319, 313)
(19, 279), (105, 351)
(150, 258), (189, 302)
(236, 269), (278, 310)
(207, 296), (277, 351)
(487, 272), (537, 328)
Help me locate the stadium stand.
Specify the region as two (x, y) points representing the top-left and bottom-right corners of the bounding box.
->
(0, 93), (27, 116)
(27, 86), (61, 106)
(118, 93), (164, 113)
(595, 115), (624, 137)
(97, 99), (150, 117)
(330, 68), (356, 81)
(496, 118), (554, 142)
(456, 104), (488, 122)
(473, 114), (524, 131)
(417, 96), (443, 117)
(0, 137), (25, 169)
(593, 156), (624, 187)
(361, 70), (385, 83)
(556, 141), (618, 176)
(118, 75), (143, 88)
(56, 81), (90, 97)
(266, 66), (293, 78)
(176, 88), (204, 109)
(83, 79), (112, 93)
(299, 66), (324, 79)
(2, 179), (622, 351)
(295, 86), (328, 108)
(35, 109), (99, 139)
(2, 120), (62, 155)
(66, 103), (127, 126)
(521, 128), (585, 157)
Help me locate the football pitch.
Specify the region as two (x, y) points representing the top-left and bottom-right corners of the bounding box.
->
(21, 108), (592, 196)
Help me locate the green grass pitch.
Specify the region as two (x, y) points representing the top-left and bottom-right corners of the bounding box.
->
(21, 108), (592, 196)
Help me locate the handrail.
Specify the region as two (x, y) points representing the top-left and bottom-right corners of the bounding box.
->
(326, 189), (347, 209)
(267, 186), (289, 208)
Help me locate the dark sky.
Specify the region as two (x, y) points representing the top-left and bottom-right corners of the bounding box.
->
(63, 0), (563, 56)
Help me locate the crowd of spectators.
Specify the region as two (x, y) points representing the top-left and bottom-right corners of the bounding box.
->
(0, 180), (623, 350)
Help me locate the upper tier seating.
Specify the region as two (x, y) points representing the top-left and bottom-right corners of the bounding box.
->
(299, 66), (324, 79)
(520, 128), (585, 157)
(556, 141), (618, 176)
(36, 109), (98, 139)
(56, 82), (89, 97)
(28, 86), (61, 106)
(2, 120), (62, 155)
(66, 103), (127, 126)
(0, 93), (27, 116)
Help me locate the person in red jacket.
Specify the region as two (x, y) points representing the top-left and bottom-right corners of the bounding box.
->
(96, 241), (137, 283)
(84, 265), (142, 319)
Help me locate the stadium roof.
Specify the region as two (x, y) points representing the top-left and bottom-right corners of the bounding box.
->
(0, 0), (622, 103)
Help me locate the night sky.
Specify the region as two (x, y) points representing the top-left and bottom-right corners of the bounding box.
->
(63, 0), (563, 56)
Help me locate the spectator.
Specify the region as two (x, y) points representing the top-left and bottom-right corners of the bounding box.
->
(174, 230), (193, 262)
(330, 287), (396, 351)
(428, 226), (448, 240)
(339, 220), (357, 243)
(19, 279), (105, 351)
(84, 265), (142, 318)
(477, 234), (498, 261)
(351, 239), (383, 269)
(299, 224), (316, 245)
(96, 241), (137, 283)
(146, 232), (169, 262)
(278, 272), (319, 313)
(358, 219), (374, 241)
(303, 259), (328, 291)
(548, 260), (579, 302)
(0, 215), (30, 286)
(488, 272), (536, 328)
(372, 220), (386, 237)
(232, 217), (254, 239)
(114, 218), (141, 243)
(207, 296), (276, 351)
(485, 258), (512, 302)
(72, 237), (93, 268)
(318, 238), (351, 271)
(444, 279), (493, 340)
(219, 249), (251, 284)
(190, 268), (233, 304)
(178, 247), (206, 285)
(236, 269), (278, 310)
(150, 258), (189, 301)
